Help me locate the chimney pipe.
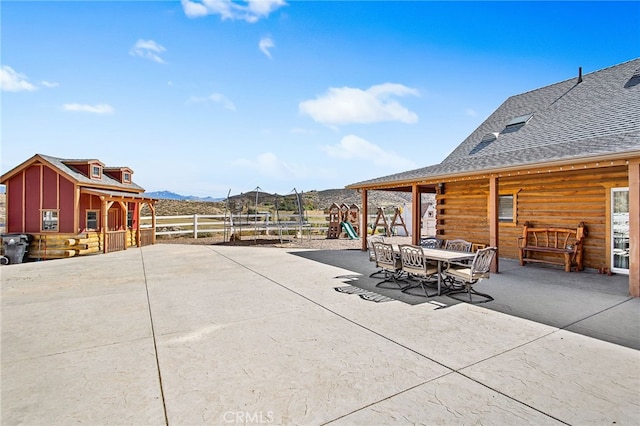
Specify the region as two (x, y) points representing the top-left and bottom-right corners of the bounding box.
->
(578, 66), (583, 83)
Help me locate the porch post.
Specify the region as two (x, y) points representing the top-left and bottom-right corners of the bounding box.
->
(101, 197), (108, 253)
(361, 189), (368, 251)
(74, 186), (81, 233)
(117, 201), (127, 249)
(136, 203), (141, 248)
(629, 160), (639, 297)
(412, 184), (420, 246)
(489, 176), (499, 273)
(150, 203), (157, 244)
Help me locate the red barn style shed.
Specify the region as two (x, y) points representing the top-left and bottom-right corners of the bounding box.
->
(1, 154), (157, 259)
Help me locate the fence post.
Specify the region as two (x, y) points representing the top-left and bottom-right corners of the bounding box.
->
(194, 214), (198, 239)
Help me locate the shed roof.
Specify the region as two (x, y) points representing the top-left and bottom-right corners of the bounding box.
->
(348, 58), (640, 189)
(1, 153), (146, 193)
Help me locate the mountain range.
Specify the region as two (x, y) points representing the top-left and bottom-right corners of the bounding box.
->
(144, 191), (224, 202)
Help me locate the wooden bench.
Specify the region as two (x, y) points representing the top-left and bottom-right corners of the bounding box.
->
(517, 222), (586, 272)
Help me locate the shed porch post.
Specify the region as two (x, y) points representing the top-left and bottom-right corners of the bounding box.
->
(117, 201), (127, 249)
(150, 203), (157, 244)
(101, 197), (108, 253)
(136, 203), (141, 247)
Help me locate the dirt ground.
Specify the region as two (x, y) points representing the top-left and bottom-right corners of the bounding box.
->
(156, 234), (411, 251)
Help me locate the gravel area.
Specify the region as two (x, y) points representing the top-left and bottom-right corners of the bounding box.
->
(157, 234), (413, 250)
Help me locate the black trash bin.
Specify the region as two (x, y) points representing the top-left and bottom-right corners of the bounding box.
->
(1, 234), (30, 264)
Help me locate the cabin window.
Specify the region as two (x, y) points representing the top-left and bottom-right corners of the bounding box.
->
(86, 211), (99, 230)
(498, 195), (515, 222)
(127, 210), (134, 228)
(91, 165), (102, 178)
(42, 210), (59, 231)
(123, 172), (131, 183)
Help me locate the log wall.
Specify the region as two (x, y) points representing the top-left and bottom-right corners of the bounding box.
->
(27, 229), (141, 259)
(437, 166), (629, 270)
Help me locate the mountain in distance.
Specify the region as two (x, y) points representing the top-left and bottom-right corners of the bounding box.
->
(144, 189), (413, 210)
(144, 190), (224, 202)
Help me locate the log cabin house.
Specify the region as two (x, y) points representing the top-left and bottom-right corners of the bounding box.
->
(1, 154), (157, 260)
(347, 58), (640, 297)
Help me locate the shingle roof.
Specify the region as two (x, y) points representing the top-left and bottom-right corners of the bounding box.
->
(38, 154), (145, 192)
(349, 58), (640, 188)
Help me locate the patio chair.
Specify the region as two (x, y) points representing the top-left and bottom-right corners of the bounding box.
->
(398, 244), (439, 297)
(372, 241), (406, 289)
(419, 237), (443, 249)
(367, 235), (385, 277)
(444, 239), (472, 252)
(443, 246), (497, 303)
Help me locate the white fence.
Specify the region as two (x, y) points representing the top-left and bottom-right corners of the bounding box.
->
(140, 212), (328, 239)
(139, 212), (404, 239)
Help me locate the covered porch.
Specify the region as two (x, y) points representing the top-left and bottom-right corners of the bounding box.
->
(351, 159), (640, 297)
(79, 188), (157, 253)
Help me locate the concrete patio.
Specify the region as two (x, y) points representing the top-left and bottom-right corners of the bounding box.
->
(1, 244), (639, 425)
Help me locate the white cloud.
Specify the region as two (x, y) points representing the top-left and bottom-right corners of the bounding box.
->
(321, 134), (417, 170)
(259, 36), (275, 59)
(233, 152), (310, 179)
(1, 66), (38, 92)
(129, 39), (166, 64)
(63, 103), (115, 114)
(188, 93), (236, 111)
(41, 80), (60, 88)
(181, 0), (287, 22)
(299, 83), (419, 126)
(466, 108), (478, 117)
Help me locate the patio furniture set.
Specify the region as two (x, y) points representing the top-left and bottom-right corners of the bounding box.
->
(368, 236), (498, 303)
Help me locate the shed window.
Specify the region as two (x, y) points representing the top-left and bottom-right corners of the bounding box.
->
(127, 210), (134, 228)
(123, 172), (131, 183)
(499, 195), (515, 222)
(91, 165), (102, 178)
(42, 210), (59, 231)
(86, 211), (99, 230)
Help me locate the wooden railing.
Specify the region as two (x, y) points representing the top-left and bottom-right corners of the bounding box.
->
(105, 230), (127, 253)
(140, 229), (154, 247)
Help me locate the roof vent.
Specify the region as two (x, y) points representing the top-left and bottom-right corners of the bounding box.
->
(470, 132), (499, 155)
(578, 66), (583, 83)
(481, 132), (499, 143)
(505, 113), (533, 127)
(624, 67), (640, 89)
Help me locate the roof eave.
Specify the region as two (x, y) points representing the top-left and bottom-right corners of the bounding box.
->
(347, 150), (640, 191)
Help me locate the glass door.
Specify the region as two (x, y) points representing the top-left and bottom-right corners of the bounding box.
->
(611, 188), (630, 274)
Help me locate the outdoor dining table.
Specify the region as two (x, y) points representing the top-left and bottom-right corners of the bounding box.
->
(394, 246), (476, 296)
(425, 248), (477, 295)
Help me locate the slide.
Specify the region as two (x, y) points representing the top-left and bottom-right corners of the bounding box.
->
(341, 222), (359, 239)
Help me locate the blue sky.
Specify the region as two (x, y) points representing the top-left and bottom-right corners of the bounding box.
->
(2, 1), (639, 198)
